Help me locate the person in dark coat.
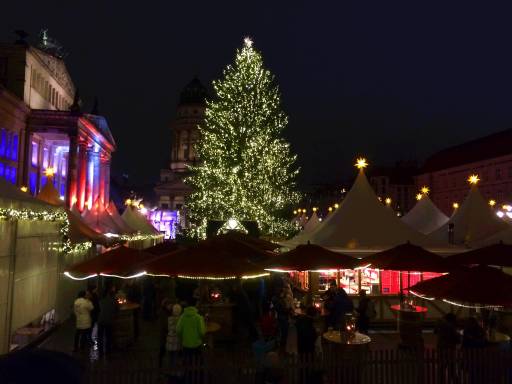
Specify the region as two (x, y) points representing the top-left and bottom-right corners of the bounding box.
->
(462, 317), (486, 349)
(296, 307), (318, 355)
(356, 290), (374, 334)
(87, 284), (100, 341)
(332, 287), (353, 330)
(97, 284), (118, 355)
(435, 313), (460, 349)
(125, 279), (141, 340)
(323, 280), (338, 330)
(158, 298), (173, 368)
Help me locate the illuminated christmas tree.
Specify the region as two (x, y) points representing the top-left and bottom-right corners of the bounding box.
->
(186, 38), (300, 237)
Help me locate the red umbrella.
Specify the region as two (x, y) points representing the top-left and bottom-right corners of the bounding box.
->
(145, 241), (182, 256)
(138, 236), (270, 279)
(216, 231), (280, 252)
(409, 265), (512, 307)
(446, 242), (512, 267)
(358, 242), (450, 273)
(264, 243), (357, 271)
(64, 246), (156, 279)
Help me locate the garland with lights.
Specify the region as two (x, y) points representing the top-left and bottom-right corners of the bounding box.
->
(0, 207), (92, 254)
(119, 233), (164, 241)
(186, 38), (300, 238)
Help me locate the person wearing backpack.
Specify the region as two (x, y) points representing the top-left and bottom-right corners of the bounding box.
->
(356, 290), (375, 334)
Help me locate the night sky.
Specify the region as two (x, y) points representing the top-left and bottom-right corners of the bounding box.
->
(2, 1), (512, 187)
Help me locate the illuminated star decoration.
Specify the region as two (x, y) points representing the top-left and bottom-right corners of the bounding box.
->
(453, 202), (459, 209)
(416, 193), (423, 201)
(489, 199), (496, 207)
(244, 37), (253, 48)
(355, 157), (368, 170)
(468, 174), (480, 185)
(421, 186), (430, 195)
(385, 197), (392, 205)
(44, 167), (56, 177)
(20, 186), (28, 193)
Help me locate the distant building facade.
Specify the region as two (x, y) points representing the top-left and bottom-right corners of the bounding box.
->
(155, 78), (207, 211)
(0, 35), (115, 212)
(416, 129), (512, 215)
(369, 161), (418, 215)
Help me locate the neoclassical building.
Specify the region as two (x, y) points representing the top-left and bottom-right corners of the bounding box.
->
(0, 34), (115, 212)
(155, 78), (207, 211)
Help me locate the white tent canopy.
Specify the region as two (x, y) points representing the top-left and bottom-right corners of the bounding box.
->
(402, 195), (449, 235)
(428, 185), (508, 246)
(286, 170), (433, 250)
(303, 211), (321, 233)
(121, 205), (159, 235)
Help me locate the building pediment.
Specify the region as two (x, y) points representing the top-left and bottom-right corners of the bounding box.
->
(30, 47), (75, 98)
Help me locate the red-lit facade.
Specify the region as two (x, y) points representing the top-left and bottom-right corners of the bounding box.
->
(0, 40), (115, 212)
(416, 129), (512, 216)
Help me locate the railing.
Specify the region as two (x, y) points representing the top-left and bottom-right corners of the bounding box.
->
(84, 347), (512, 384)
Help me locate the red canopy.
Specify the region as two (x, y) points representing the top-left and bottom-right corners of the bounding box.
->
(409, 265), (512, 307)
(65, 246), (156, 278)
(138, 236), (270, 278)
(447, 242), (512, 267)
(145, 241), (182, 256)
(359, 242), (450, 273)
(264, 243), (357, 271)
(216, 232), (280, 252)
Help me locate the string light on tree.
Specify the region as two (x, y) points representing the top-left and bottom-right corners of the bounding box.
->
(185, 37), (300, 238)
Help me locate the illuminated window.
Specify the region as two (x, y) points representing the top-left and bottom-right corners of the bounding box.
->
(0, 162), (4, 176)
(29, 172), (37, 194)
(31, 142), (39, 166)
(10, 134), (18, 161)
(0, 129), (5, 157)
(42, 147), (49, 169)
(5, 132), (10, 159)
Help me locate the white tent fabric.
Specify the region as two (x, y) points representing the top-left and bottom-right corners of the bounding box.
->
(428, 185), (508, 246)
(83, 198), (126, 234)
(0, 178), (50, 211)
(106, 201), (135, 234)
(121, 205), (159, 235)
(401, 195), (449, 234)
(303, 211), (321, 233)
(286, 170), (432, 250)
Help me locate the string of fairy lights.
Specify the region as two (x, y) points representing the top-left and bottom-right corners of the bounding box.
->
(186, 37), (300, 238)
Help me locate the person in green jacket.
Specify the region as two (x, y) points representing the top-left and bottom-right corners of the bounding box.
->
(176, 300), (206, 359)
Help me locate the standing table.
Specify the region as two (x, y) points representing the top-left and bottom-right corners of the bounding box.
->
(390, 304), (427, 348)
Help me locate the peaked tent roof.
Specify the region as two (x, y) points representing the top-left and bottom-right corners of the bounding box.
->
(36, 180), (64, 206)
(106, 201), (135, 234)
(121, 206), (159, 235)
(35, 182), (108, 244)
(303, 211), (321, 233)
(287, 170), (432, 250)
(0, 177), (51, 211)
(401, 195), (449, 234)
(428, 185), (508, 246)
(83, 198), (126, 234)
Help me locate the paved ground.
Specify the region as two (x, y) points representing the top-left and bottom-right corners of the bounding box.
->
(38, 315), (438, 371)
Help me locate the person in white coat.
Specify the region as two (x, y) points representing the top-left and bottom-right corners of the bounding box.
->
(73, 290), (94, 352)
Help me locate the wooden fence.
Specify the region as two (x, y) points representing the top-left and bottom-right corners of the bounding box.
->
(84, 347), (512, 384)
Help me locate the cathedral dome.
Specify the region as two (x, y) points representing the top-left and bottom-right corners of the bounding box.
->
(179, 77), (208, 105)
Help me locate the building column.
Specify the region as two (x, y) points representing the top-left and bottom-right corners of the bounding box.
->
(85, 148), (94, 210)
(66, 135), (78, 209)
(99, 154), (108, 208)
(92, 151), (100, 208)
(77, 141), (87, 211)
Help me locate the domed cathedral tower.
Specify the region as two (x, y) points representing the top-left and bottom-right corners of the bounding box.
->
(155, 78), (208, 211)
(170, 78), (207, 171)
